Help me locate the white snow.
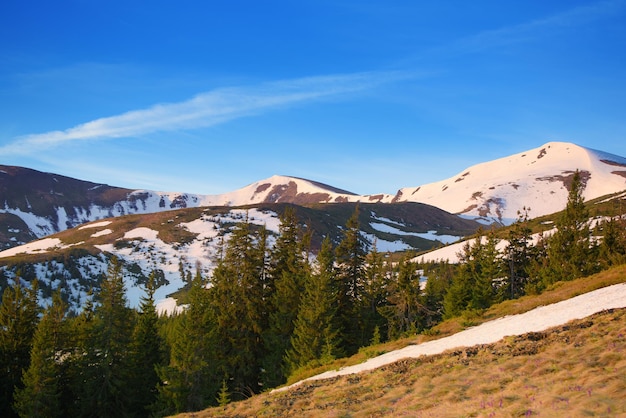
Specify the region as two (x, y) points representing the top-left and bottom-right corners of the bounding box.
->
(391, 142), (626, 222)
(0, 238), (62, 258)
(91, 228), (112, 237)
(79, 220), (113, 229)
(276, 282), (626, 392)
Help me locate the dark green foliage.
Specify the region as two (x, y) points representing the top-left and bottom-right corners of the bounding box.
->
(0, 278), (40, 418)
(379, 256), (425, 339)
(421, 261), (455, 327)
(501, 208), (535, 300)
(64, 258), (136, 417)
(334, 205), (370, 353)
(263, 207), (310, 387)
(285, 237), (341, 373)
(208, 216), (269, 399)
(597, 215), (626, 267)
(533, 171), (598, 289)
(14, 291), (67, 418)
(157, 270), (219, 414)
(443, 229), (502, 318)
(127, 271), (165, 416)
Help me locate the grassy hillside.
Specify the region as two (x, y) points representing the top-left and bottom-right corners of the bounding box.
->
(177, 265), (626, 417)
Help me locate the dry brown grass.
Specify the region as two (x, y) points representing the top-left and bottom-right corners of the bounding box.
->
(174, 265), (626, 418)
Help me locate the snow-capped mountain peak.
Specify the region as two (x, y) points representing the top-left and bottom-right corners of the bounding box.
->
(391, 142), (626, 223)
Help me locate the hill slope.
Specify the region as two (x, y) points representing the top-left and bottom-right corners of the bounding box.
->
(181, 268), (626, 417)
(392, 141), (626, 223)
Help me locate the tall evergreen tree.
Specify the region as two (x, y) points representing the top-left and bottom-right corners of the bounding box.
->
(127, 271), (165, 416)
(0, 278), (40, 418)
(540, 170), (596, 286)
(334, 205), (370, 353)
(263, 207), (309, 387)
(157, 268), (219, 414)
(502, 207), (535, 300)
(208, 217), (269, 398)
(597, 215), (626, 267)
(361, 242), (388, 343)
(443, 230), (501, 318)
(69, 258), (135, 417)
(14, 291), (68, 418)
(285, 237), (340, 374)
(379, 256), (424, 339)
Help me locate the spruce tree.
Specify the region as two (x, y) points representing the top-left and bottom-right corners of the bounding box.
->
(69, 258), (135, 417)
(502, 207), (535, 300)
(263, 207), (309, 387)
(208, 217), (269, 398)
(541, 170), (596, 285)
(157, 268), (219, 414)
(334, 205), (370, 353)
(285, 237), (340, 374)
(14, 291), (68, 418)
(127, 271), (165, 416)
(362, 242), (388, 343)
(0, 278), (40, 418)
(379, 256), (424, 339)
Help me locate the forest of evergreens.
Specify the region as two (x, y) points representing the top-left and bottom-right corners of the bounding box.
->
(1, 171), (625, 417)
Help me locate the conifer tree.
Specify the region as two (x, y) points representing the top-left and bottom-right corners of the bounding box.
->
(597, 215), (626, 267)
(541, 170), (596, 286)
(157, 267), (219, 414)
(469, 229), (500, 310)
(208, 217), (269, 398)
(0, 278), (40, 418)
(14, 291), (67, 418)
(127, 271), (165, 416)
(502, 207), (535, 300)
(379, 256), (424, 339)
(443, 230), (501, 318)
(334, 205), (370, 353)
(362, 242), (388, 343)
(285, 236), (340, 374)
(70, 258), (135, 416)
(263, 207), (309, 387)
(422, 261), (455, 327)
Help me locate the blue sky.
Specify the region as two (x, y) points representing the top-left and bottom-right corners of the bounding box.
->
(1, 1), (625, 195)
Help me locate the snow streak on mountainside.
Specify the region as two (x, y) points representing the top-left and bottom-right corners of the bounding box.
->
(391, 142), (626, 223)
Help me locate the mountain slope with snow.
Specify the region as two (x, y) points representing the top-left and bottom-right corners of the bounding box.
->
(2, 142), (625, 250)
(391, 142), (626, 223)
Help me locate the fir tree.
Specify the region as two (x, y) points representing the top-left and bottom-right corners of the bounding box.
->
(127, 271), (165, 416)
(208, 217), (269, 398)
(540, 170), (597, 286)
(502, 207), (535, 300)
(379, 256), (424, 339)
(14, 291), (68, 418)
(334, 205), (370, 353)
(0, 278), (40, 418)
(69, 258), (135, 417)
(361, 242), (388, 343)
(263, 207), (309, 387)
(286, 237), (340, 374)
(157, 268), (219, 414)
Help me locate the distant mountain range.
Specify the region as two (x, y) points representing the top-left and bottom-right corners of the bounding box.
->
(1, 141), (625, 311)
(2, 141), (625, 251)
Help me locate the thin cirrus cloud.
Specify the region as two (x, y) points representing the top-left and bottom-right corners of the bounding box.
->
(0, 71), (411, 156)
(451, 0), (626, 53)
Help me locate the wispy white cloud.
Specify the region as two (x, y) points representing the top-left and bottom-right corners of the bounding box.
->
(454, 0), (626, 52)
(0, 71), (410, 156)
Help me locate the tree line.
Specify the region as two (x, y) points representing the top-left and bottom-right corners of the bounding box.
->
(1, 171), (625, 417)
